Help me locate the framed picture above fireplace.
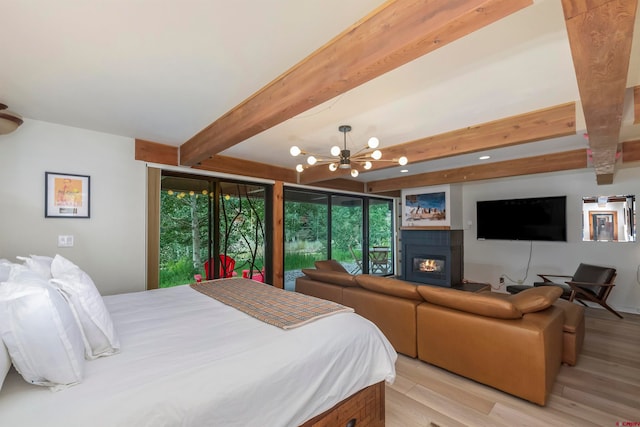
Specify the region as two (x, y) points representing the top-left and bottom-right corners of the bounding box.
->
(402, 185), (450, 228)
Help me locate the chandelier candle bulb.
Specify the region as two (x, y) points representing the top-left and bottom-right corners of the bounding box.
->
(290, 146), (301, 156)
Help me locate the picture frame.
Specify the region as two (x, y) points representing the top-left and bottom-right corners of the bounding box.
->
(401, 185), (450, 227)
(45, 172), (91, 218)
(588, 210), (617, 241)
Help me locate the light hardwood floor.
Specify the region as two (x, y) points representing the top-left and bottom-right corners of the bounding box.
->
(385, 307), (640, 426)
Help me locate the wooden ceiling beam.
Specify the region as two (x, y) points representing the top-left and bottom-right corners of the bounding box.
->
(196, 156), (296, 182)
(635, 86), (640, 124)
(299, 102), (576, 184)
(134, 139), (296, 182)
(136, 137), (640, 191)
(366, 149), (588, 193)
(621, 138), (640, 162)
(307, 178), (366, 194)
(135, 139), (179, 166)
(179, 0), (533, 166)
(561, 0), (637, 185)
(298, 164), (352, 184)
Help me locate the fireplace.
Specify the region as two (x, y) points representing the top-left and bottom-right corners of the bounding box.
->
(413, 256), (446, 278)
(402, 230), (463, 287)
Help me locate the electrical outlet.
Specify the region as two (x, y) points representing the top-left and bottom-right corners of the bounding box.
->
(499, 277), (504, 284)
(517, 279), (523, 284)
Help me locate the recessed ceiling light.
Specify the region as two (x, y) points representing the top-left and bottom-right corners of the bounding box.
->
(400, 169), (409, 173)
(478, 155), (490, 160)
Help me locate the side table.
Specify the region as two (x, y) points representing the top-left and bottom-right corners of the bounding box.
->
(453, 281), (491, 293)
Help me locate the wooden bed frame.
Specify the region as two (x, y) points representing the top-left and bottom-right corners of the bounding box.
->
(299, 381), (385, 427)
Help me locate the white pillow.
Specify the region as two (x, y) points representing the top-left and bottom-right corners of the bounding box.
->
(16, 255), (54, 279)
(50, 255), (120, 359)
(0, 258), (15, 282)
(0, 274), (85, 389)
(1, 261), (17, 391)
(0, 340), (10, 392)
(7, 263), (31, 281)
(1, 260), (18, 391)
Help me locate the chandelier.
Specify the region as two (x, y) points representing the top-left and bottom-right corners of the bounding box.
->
(290, 125), (408, 177)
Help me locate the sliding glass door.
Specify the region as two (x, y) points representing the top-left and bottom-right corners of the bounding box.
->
(159, 174), (212, 287)
(331, 195), (363, 274)
(283, 189), (328, 291)
(368, 199), (394, 275)
(159, 171), (270, 287)
(218, 181), (269, 282)
(283, 187), (395, 291)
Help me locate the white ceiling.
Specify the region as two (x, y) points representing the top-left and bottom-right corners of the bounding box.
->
(2, 0), (639, 183)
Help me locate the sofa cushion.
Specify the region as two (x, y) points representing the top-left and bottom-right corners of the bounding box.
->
(510, 286), (562, 314)
(533, 282), (572, 299)
(417, 286), (522, 319)
(314, 259), (349, 274)
(355, 275), (423, 301)
(301, 269), (357, 287)
(343, 287), (420, 357)
(553, 298), (584, 334)
(295, 276), (344, 304)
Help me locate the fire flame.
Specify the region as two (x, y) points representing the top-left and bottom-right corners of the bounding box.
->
(419, 259), (439, 272)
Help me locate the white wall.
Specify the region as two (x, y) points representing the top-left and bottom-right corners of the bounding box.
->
(3, 119), (640, 314)
(462, 167), (640, 315)
(0, 119), (146, 295)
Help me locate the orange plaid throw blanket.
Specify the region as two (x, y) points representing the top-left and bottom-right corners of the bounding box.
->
(190, 278), (353, 329)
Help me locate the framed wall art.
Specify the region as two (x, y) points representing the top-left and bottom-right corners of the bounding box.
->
(45, 172), (91, 218)
(401, 185), (450, 228)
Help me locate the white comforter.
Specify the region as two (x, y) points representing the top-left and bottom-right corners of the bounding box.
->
(0, 284), (397, 427)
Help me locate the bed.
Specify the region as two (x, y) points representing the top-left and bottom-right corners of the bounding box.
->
(0, 275), (397, 427)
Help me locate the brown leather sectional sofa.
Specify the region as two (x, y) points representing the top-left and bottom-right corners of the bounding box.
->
(295, 261), (585, 406)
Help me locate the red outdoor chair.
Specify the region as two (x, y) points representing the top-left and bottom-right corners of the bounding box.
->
(204, 255), (237, 279)
(242, 268), (265, 282)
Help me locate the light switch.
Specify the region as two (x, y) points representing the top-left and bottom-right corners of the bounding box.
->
(57, 235), (74, 247)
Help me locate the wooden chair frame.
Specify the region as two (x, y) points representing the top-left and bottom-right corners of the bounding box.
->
(369, 248), (390, 275)
(567, 273), (622, 319)
(536, 265), (622, 319)
(348, 246), (363, 274)
(536, 273), (574, 299)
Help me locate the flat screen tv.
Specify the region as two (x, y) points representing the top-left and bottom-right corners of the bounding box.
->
(476, 196), (567, 242)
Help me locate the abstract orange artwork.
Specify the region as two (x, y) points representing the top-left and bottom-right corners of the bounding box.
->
(54, 177), (83, 207)
(45, 172), (90, 218)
